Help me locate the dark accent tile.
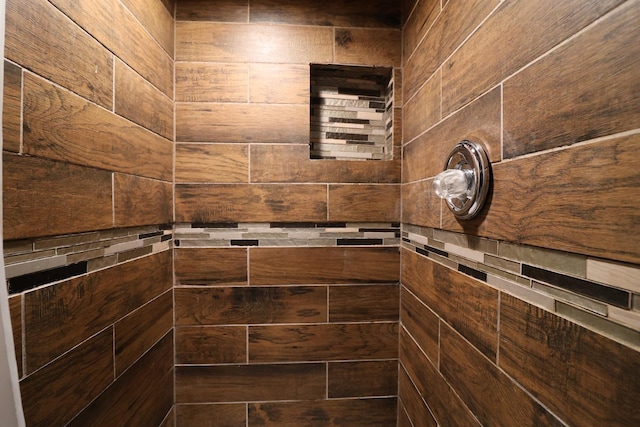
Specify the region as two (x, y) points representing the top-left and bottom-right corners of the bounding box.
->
(339, 87), (381, 97)
(358, 228), (400, 233)
(329, 117), (371, 125)
(416, 247), (429, 257)
(337, 238), (384, 246)
(369, 101), (386, 109)
(402, 237), (411, 243)
(522, 264), (630, 308)
(174, 240), (181, 247)
(392, 222), (401, 227)
(159, 223), (173, 230)
(270, 222), (316, 228)
(321, 222), (348, 228)
(458, 264), (487, 282)
(230, 239), (259, 246)
(160, 234), (172, 242)
(8, 261), (88, 294)
(326, 132), (369, 141)
(139, 231), (164, 239)
(423, 245), (449, 258)
(192, 222), (239, 229)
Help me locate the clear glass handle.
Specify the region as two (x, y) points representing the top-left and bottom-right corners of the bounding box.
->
(433, 169), (470, 200)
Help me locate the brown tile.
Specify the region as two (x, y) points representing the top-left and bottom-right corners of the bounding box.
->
(500, 294), (640, 427)
(120, 0), (174, 56)
(50, 0), (173, 97)
(250, 0), (400, 28)
(160, 406), (175, 427)
(176, 103), (309, 143)
(175, 248), (248, 286)
(400, 328), (480, 427)
(249, 63), (309, 104)
(401, 286), (439, 365)
(8, 295), (22, 378)
(249, 398), (397, 426)
(24, 251), (172, 372)
(329, 284), (399, 322)
(3, 154), (113, 241)
(329, 184), (400, 222)
(250, 247), (400, 285)
(176, 22), (333, 63)
(175, 63), (248, 103)
(114, 174), (173, 228)
(175, 144), (249, 183)
(503, 1), (640, 157)
(175, 286), (327, 325)
(402, 0), (419, 27)
(399, 365), (437, 427)
(403, 0), (498, 101)
(176, 404), (246, 427)
(3, 61), (21, 153)
(398, 404), (413, 427)
(403, 68), (440, 143)
(5, 0), (113, 108)
(402, 249), (498, 359)
(68, 332), (174, 427)
(115, 60), (173, 140)
(115, 290), (173, 375)
(401, 179), (441, 228)
(335, 28), (401, 67)
(23, 73), (173, 181)
(443, 0), (625, 115)
(20, 329), (114, 427)
(249, 322), (398, 362)
(403, 0), (440, 65)
(403, 86), (501, 182)
(175, 184), (327, 223)
(441, 322), (563, 426)
(176, 363), (325, 403)
(328, 360), (398, 398)
(176, 0), (248, 22)
(250, 144), (401, 184)
(175, 326), (246, 364)
(444, 134), (640, 265)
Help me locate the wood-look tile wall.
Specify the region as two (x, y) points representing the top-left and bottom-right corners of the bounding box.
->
(401, 1), (640, 426)
(3, 0), (175, 424)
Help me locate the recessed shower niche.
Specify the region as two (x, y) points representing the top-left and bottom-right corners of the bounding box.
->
(310, 64), (394, 161)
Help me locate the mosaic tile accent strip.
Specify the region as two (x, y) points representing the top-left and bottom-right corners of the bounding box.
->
(402, 223), (640, 350)
(4, 225), (173, 294)
(310, 64), (394, 161)
(175, 223), (400, 248)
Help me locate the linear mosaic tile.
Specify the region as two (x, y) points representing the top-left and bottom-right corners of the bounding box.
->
(402, 223), (640, 350)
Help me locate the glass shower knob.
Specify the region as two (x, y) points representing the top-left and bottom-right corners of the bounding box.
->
(433, 169), (472, 200)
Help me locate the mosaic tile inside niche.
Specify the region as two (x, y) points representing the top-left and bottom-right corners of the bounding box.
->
(402, 223), (640, 351)
(175, 222), (400, 248)
(310, 64), (394, 161)
(4, 225), (173, 294)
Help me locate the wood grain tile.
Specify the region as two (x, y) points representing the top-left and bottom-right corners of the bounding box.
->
(176, 404), (246, 427)
(443, 0), (624, 115)
(403, 0), (498, 101)
(5, 0), (113, 108)
(176, 103), (309, 143)
(176, 22), (333, 63)
(249, 398), (398, 426)
(175, 184), (327, 223)
(175, 248), (248, 286)
(175, 286), (327, 325)
(175, 63), (248, 103)
(403, 0), (440, 66)
(249, 322), (398, 362)
(120, 0), (174, 56)
(441, 322), (563, 426)
(115, 290), (173, 375)
(3, 60), (21, 153)
(402, 0), (419, 27)
(23, 73), (173, 181)
(328, 360), (398, 398)
(401, 286), (439, 365)
(398, 404), (412, 427)
(3, 154), (113, 241)
(399, 365), (438, 427)
(160, 0), (175, 17)
(115, 60), (174, 140)
(335, 28), (401, 67)
(401, 179), (441, 228)
(402, 249), (498, 359)
(503, 1), (640, 157)
(329, 284), (399, 322)
(175, 326), (246, 364)
(500, 294), (640, 427)
(328, 184), (400, 222)
(249, 63), (309, 104)
(400, 328), (480, 427)
(176, 0), (248, 22)
(50, 0), (173, 97)
(114, 174), (173, 228)
(250, 144), (401, 184)
(176, 144), (249, 183)
(68, 332), (174, 427)
(176, 363), (325, 403)
(24, 251), (172, 372)
(403, 86), (501, 183)
(250, 247), (400, 285)
(20, 329), (114, 427)
(403, 68), (440, 143)
(444, 134), (640, 264)
(160, 406), (175, 427)
(8, 295), (22, 378)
